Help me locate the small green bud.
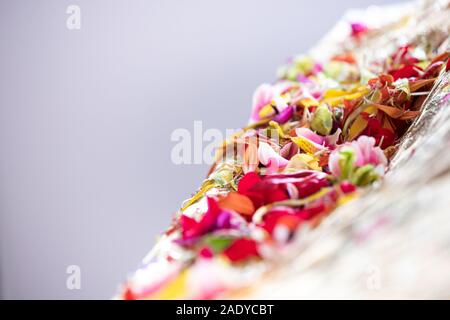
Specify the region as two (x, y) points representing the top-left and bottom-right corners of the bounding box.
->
(311, 104), (333, 136)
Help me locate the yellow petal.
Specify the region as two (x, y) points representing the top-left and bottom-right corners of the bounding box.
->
(347, 106), (377, 141)
(338, 193), (357, 206)
(258, 104), (275, 118)
(284, 154), (322, 173)
(348, 116), (368, 141)
(323, 86), (369, 107)
(154, 270), (188, 300)
(268, 121), (289, 139)
(299, 98), (319, 107)
(291, 136), (320, 154)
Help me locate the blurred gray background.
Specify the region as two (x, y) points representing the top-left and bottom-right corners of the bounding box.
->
(0, 0), (404, 299)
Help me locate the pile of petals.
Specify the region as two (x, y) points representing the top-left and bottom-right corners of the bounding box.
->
(119, 22), (450, 299)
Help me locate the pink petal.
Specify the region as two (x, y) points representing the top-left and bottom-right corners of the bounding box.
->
(328, 150), (341, 177)
(251, 84), (274, 121)
(258, 142), (289, 171)
(295, 128), (325, 145)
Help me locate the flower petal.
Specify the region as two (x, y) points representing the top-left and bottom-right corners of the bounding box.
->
(218, 192), (255, 216)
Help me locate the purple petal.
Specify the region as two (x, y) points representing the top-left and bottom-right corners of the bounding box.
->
(274, 105), (294, 124)
(216, 211), (232, 229)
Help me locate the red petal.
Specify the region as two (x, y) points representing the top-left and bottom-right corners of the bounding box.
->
(223, 238), (260, 263)
(264, 188), (289, 203)
(340, 181), (357, 194)
(389, 65), (422, 80)
(199, 197), (220, 231)
(307, 202), (326, 215)
(123, 285), (137, 300)
(180, 197), (220, 240)
(421, 61), (444, 79)
(295, 176), (329, 198)
(240, 191), (265, 210)
(199, 246), (214, 259)
(262, 210), (302, 235)
(238, 172), (261, 193)
(180, 215), (201, 238)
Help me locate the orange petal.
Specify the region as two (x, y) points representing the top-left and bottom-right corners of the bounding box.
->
(218, 192), (255, 216)
(372, 103), (420, 120)
(409, 78), (436, 92)
(430, 51), (450, 65)
(398, 110), (420, 120)
(382, 115), (396, 131)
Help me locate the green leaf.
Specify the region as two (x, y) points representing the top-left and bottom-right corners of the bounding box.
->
(351, 164), (379, 186)
(338, 148), (355, 180)
(202, 235), (234, 253)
